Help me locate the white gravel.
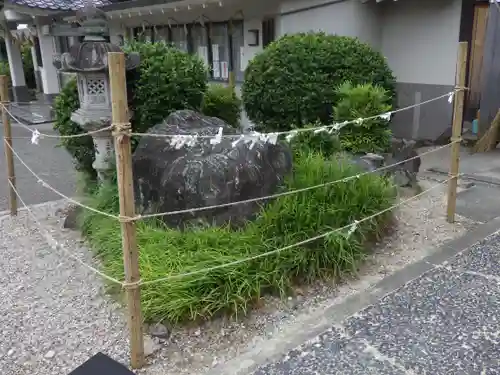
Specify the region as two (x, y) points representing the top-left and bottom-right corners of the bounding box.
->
(0, 201), (130, 375)
(0, 180), (479, 375)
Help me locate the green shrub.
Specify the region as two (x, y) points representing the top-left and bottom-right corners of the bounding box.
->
(53, 79), (97, 180)
(81, 150), (396, 323)
(0, 60), (10, 78)
(123, 40), (208, 133)
(21, 42), (36, 89)
(201, 84), (241, 127)
(289, 122), (342, 158)
(54, 41), (209, 178)
(334, 82), (393, 154)
(242, 32), (396, 132)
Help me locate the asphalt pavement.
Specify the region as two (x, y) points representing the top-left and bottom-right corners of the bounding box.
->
(251, 221), (500, 375)
(0, 121), (77, 211)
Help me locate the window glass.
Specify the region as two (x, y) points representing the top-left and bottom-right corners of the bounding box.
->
(230, 21), (244, 82)
(210, 23), (229, 81)
(155, 26), (170, 43)
(171, 25), (188, 52)
(191, 24), (209, 73)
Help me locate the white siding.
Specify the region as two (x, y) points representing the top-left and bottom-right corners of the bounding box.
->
(380, 0), (462, 85)
(278, 0), (382, 48)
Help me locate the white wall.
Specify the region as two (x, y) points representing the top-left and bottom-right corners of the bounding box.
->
(278, 0), (382, 48)
(380, 0), (462, 86)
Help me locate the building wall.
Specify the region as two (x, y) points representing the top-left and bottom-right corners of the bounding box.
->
(276, 0), (463, 141)
(277, 0), (382, 48)
(380, 0), (463, 140)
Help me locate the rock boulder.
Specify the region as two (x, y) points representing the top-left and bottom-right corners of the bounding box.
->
(132, 110), (293, 228)
(351, 137), (421, 187)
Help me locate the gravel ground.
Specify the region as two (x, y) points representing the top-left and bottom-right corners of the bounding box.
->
(0, 179), (479, 375)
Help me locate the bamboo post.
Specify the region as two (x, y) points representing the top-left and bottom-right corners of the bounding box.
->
(108, 52), (145, 369)
(447, 41), (468, 223)
(0, 75), (17, 216)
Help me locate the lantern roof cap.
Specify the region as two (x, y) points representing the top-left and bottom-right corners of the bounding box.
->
(53, 3), (139, 73)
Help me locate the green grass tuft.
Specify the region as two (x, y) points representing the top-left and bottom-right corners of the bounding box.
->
(81, 151), (396, 324)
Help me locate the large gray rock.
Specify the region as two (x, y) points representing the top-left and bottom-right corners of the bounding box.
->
(132, 110), (293, 228)
(351, 138), (421, 187)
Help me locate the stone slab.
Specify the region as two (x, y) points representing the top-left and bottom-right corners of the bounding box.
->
(253, 328), (406, 375)
(8, 102), (54, 125)
(344, 269), (500, 374)
(446, 235), (500, 277)
(455, 184), (500, 222)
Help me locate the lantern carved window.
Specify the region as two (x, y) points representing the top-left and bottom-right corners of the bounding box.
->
(78, 73), (109, 108)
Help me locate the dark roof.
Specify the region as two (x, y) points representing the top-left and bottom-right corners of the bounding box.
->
(6, 0), (177, 13)
(6, 0), (112, 11)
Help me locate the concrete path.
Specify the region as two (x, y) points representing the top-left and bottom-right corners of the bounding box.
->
(213, 218), (500, 375)
(422, 145), (500, 186)
(8, 102), (54, 125)
(421, 145), (500, 223)
(0, 121), (77, 210)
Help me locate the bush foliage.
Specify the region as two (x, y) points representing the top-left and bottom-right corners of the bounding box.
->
(81, 151), (396, 323)
(0, 61), (9, 78)
(335, 82), (393, 154)
(242, 32), (396, 132)
(54, 41), (208, 177)
(21, 42), (36, 90)
(123, 41), (208, 133)
(53, 79), (98, 180)
(289, 122), (341, 158)
(201, 84), (241, 127)
(0, 41), (35, 88)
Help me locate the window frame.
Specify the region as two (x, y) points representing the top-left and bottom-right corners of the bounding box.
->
(130, 19), (244, 83)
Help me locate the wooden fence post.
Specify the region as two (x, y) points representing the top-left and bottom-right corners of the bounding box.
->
(108, 52), (145, 369)
(0, 75), (17, 216)
(447, 41), (468, 223)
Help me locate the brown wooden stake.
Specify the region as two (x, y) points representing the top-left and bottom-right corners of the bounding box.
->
(447, 41), (468, 223)
(108, 52), (145, 369)
(0, 75), (17, 216)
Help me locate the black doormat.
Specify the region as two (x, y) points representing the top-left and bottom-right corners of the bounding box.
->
(68, 352), (135, 375)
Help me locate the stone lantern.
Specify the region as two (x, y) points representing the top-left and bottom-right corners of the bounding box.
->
(53, 5), (140, 181)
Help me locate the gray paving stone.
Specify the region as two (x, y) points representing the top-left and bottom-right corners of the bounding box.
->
(8, 103), (54, 125)
(252, 327), (406, 375)
(446, 236), (500, 276)
(0, 122), (77, 210)
(456, 185), (500, 223)
(344, 268), (500, 374)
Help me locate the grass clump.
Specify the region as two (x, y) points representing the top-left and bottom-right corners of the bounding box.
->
(81, 151), (396, 324)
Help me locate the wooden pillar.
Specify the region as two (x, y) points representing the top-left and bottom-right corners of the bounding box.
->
(108, 52), (145, 369)
(447, 42), (468, 223)
(478, 3), (500, 136)
(0, 75), (17, 216)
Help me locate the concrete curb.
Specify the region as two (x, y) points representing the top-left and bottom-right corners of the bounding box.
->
(209, 217), (500, 375)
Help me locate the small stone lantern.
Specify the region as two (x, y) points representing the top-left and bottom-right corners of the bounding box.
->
(53, 6), (140, 181)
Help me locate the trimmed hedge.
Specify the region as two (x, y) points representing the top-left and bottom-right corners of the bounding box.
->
(123, 41), (208, 133)
(242, 32), (396, 132)
(335, 82), (393, 154)
(201, 84), (241, 127)
(53, 79), (97, 180)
